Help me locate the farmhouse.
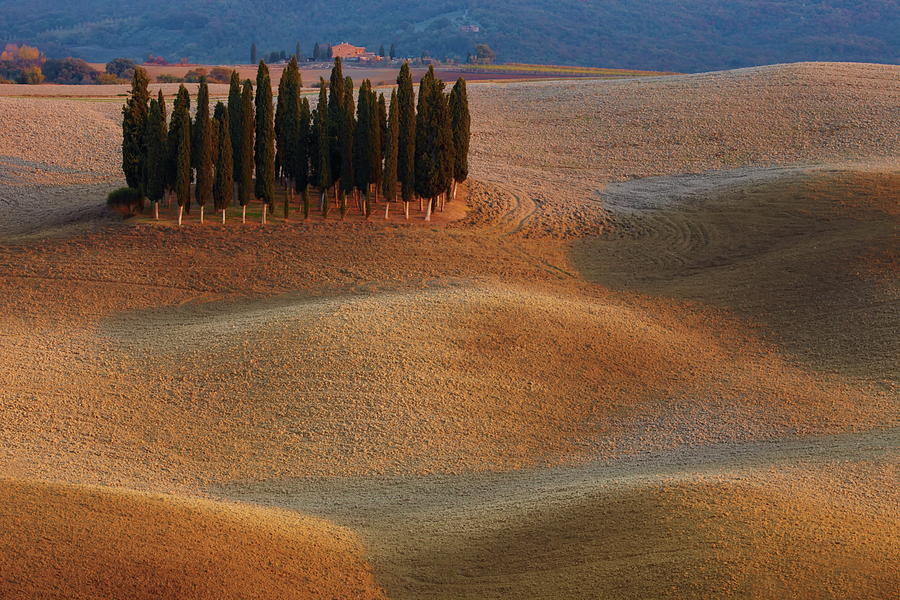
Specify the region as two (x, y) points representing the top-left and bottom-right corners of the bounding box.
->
(330, 42), (366, 59)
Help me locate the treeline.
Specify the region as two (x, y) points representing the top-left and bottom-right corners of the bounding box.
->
(120, 57), (470, 225)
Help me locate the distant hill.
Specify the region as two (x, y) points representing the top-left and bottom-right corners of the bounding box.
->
(1, 0), (897, 72)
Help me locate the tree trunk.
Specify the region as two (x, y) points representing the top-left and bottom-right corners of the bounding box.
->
(303, 187), (310, 219)
(200, 205), (204, 223)
(419, 196), (423, 212)
(222, 208), (226, 224)
(404, 201), (409, 220)
(424, 197), (432, 221)
(242, 205), (246, 223)
(178, 205), (183, 226)
(285, 185), (292, 220)
(374, 185), (379, 205)
(339, 189), (346, 220)
(385, 202), (390, 220)
(452, 180), (458, 202)
(365, 188), (372, 219)
(154, 201), (159, 220)
(262, 203), (267, 224)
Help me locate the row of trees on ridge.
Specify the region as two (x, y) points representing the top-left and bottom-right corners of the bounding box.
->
(120, 57), (470, 225)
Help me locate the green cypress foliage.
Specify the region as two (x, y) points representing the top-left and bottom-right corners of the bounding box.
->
(174, 95), (192, 213)
(377, 93), (387, 160)
(213, 102), (233, 215)
(275, 69), (287, 181)
(327, 58), (345, 185)
(193, 78), (214, 213)
(227, 71), (242, 189)
(168, 85), (191, 214)
(449, 77), (470, 186)
(353, 80), (372, 196)
(254, 61), (276, 206)
(382, 89), (399, 203)
(278, 57), (301, 185)
(396, 62), (416, 202)
(415, 69), (453, 204)
(414, 66), (435, 200)
(313, 80), (331, 216)
(122, 66), (150, 190)
(143, 98), (166, 207)
(339, 77), (355, 217)
(238, 79), (255, 207)
(295, 97), (312, 217)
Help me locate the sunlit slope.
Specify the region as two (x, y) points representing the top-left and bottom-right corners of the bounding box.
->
(0, 478), (386, 599)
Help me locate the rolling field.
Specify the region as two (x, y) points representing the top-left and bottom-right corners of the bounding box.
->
(0, 62), (897, 598)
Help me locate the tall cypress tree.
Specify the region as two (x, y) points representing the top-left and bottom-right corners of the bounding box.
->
(339, 76), (355, 219)
(143, 97), (166, 219)
(168, 84), (191, 217)
(414, 66), (435, 213)
(275, 67), (288, 182)
(396, 62), (416, 205)
(373, 91), (385, 202)
(383, 89), (399, 219)
(449, 77), (470, 202)
(433, 79), (455, 213)
(313, 80), (331, 217)
(122, 66), (150, 191)
(389, 44), (396, 60)
(278, 56), (302, 217)
(415, 69), (452, 220)
(155, 89), (170, 205)
(327, 58), (345, 191)
(227, 71), (242, 205)
(213, 102), (233, 223)
(171, 85), (192, 225)
(295, 97), (312, 218)
(193, 78), (214, 222)
(238, 79), (255, 221)
(254, 61), (276, 222)
(353, 80), (371, 215)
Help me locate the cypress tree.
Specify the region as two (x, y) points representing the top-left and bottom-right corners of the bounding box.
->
(295, 41), (301, 61)
(313, 42), (321, 61)
(213, 102), (233, 223)
(396, 62), (416, 205)
(278, 56), (302, 217)
(251, 43), (257, 65)
(383, 89), (399, 219)
(172, 86), (192, 225)
(414, 66), (435, 214)
(168, 84), (191, 218)
(313, 80), (331, 217)
(389, 44), (396, 60)
(433, 79), (455, 213)
(295, 97), (312, 218)
(122, 66), (150, 191)
(275, 68), (287, 182)
(415, 69), (452, 220)
(143, 97), (166, 219)
(449, 77), (470, 202)
(227, 71), (242, 204)
(374, 92), (386, 201)
(353, 80), (371, 216)
(339, 76), (355, 219)
(255, 61), (276, 222)
(328, 58), (345, 186)
(378, 45), (386, 58)
(155, 89), (170, 206)
(193, 78), (214, 222)
(238, 79), (255, 221)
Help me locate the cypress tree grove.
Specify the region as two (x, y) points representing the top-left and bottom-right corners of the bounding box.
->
(396, 62), (416, 207)
(255, 62), (275, 223)
(173, 89), (192, 226)
(295, 97), (312, 218)
(122, 66), (150, 192)
(449, 77), (470, 202)
(327, 58), (345, 194)
(167, 85), (191, 217)
(193, 78), (214, 223)
(383, 89), (400, 219)
(339, 76), (355, 219)
(313, 80), (331, 217)
(213, 102), (233, 223)
(228, 71), (242, 204)
(143, 97), (166, 219)
(239, 79), (255, 222)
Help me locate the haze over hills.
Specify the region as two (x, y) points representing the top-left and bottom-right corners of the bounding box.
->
(1, 0), (898, 71)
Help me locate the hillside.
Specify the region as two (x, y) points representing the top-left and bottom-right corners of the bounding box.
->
(0, 1), (898, 71)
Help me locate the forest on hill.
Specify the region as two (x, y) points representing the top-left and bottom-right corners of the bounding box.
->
(1, 0), (897, 72)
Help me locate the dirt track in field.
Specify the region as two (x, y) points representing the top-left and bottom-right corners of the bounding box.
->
(0, 62), (897, 599)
